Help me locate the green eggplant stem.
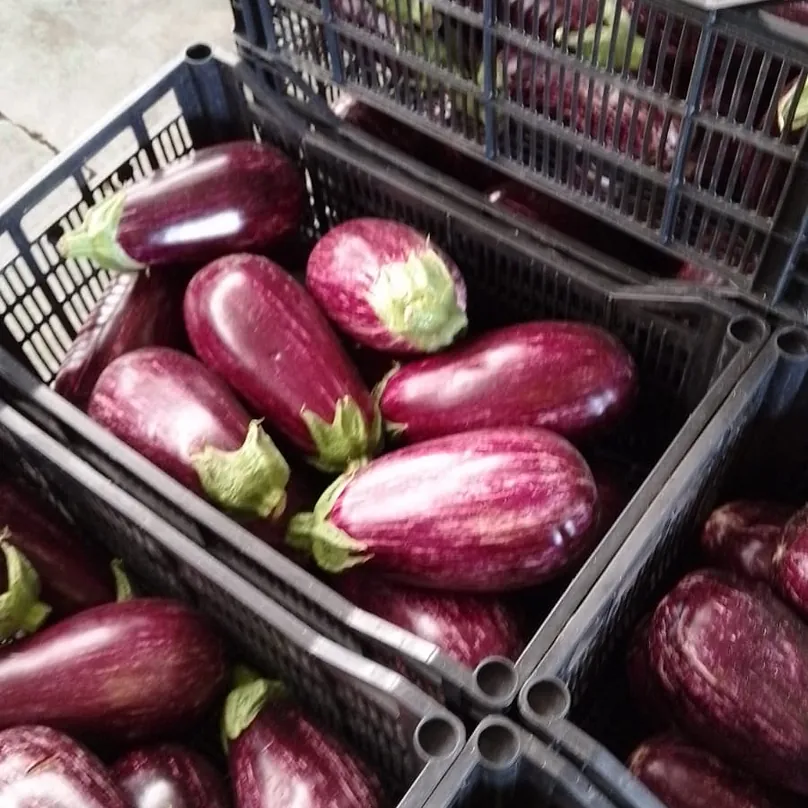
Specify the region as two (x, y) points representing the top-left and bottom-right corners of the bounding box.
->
(221, 670), (288, 749)
(0, 537), (51, 640)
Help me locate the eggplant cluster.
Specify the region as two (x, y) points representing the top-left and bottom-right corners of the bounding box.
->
(54, 138), (641, 672)
(624, 498), (808, 805)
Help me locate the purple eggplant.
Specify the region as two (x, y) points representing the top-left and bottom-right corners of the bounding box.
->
(0, 598), (226, 742)
(0, 725), (129, 808)
(377, 322), (637, 444)
(674, 261), (727, 287)
(628, 733), (779, 808)
(57, 142), (304, 272)
(648, 568), (808, 795)
(223, 674), (383, 808)
(306, 219), (468, 354)
(769, 1), (808, 25)
(288, 427), (599, 591)
(113, 744), (229, 808)
(53, 271), (186, 411)
(0, 481), (115, 621)
(184, 253), (380, 472)
(700, 500), (793, 584)
(89, 347), (293, 525)
(773, 504), (808, 618)
(336, 573), (523, 667)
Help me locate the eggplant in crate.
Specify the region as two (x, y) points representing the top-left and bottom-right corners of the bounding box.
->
(0, 45), (768, 720)
(519, 325), (808, 807)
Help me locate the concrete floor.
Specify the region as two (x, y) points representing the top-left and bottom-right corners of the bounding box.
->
(0, 0), (236, 200)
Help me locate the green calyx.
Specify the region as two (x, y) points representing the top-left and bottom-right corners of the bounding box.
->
(285, 470), (372, 574)
(778, 79), (808, 135)
(372, 366), (408, 440)
(367, 247), (468, 353)
(0, 537), (51, 640)
(302, 397), (382, 473)
(382, 0), (435, 30)
(559, 2), (645, 72)
(56, 191), (145, 272)
(221, 667), (288, 749)
(191, 420), (290, 520)
(111, 559), (134, 601)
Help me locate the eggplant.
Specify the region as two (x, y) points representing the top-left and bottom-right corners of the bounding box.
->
(0, 598), (226, 742)
(0, 481), (115, 620)
(113, 744), (229, 808)
(377, 322), (637, 444)
(626, 617), (671, 729)
(306, 219), (467, 354)
(223, 674), (383, 808)
(628, 733), (779, 808)
(0, 725), (129, 808)
(674, 261), (726, 287)
(700, 500), (793, 584)
(336, 573), (523, 666)
(648, 568), (808, 794)
(53, 272), (186, 410)
(57, 142), (304, 272)
(288, 427), (599, 591)
(89, 347), (293, 524)
(770, 1), (808, 25)
(773, 504), (808, 618)
(184, 253), (380, 472)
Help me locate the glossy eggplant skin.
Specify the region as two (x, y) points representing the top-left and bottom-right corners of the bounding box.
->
(184, 253), (379, 471)
(773, 504), (808, 617)
(289, 427), (599, 592)
(0, 725), (129, 808)
(649, 569), (808, 795)
(113, 744), (229, 808)
(53, 272), (185, 411)
(0, 599), (226, 743)
(229, 699), (382, 808)
(628, 734), (779, 808)
(58, 142), (304, 272)
(336, 573), (523, 667)
(378, 322), (637, 444)
(700, 500), (792, 584)
(0, 481), (114, 617)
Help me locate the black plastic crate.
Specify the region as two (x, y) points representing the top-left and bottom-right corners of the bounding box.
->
(0, 394), (465, 805)
(0, 45), (768, 719)
(517, 324), (808, 806)
(229, 0), (808, 316)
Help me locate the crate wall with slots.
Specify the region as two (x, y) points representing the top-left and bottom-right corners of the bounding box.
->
(230, 0), (808, 314)
(0, 46), (769, 719)
(516, 325), (808, 800)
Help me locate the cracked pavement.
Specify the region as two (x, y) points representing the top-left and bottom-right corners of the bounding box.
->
(0, 0), (235, 200)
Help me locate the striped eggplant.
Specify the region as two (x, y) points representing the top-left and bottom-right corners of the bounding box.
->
(0, 599), (226, 742)
(701, 500), (793, 584)
(305, 218), (468, 354)
(649, 569), (808, 795)
(223, 673), (382, 808)
(89, 347), (294, 525)
(53, 272), (186, 410)
(288, 427), (599, 591)
(0, 725), (129, 808)
(628, 734), (780, 808)
(336, 573), (523, 667)
(377, 322), (637, 444)
(774, 504), (808, 617)
(184, 253), (380, 472)
(113, 744), (229, 808)
(57, 141), (304, 272)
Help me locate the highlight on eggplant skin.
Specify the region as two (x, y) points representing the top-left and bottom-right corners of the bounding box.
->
(0, 724), (130, 808)
(305, 218), (468, 354)
(184, 253), (380, 472)
(288, 427), (599, 592)
(773, 504), (808, 618)
(0, 598), (227, 743)
(53, 271), (186, 411)
(88, 347), (292, 524)
(56, 141), (304, 272)
(377, 322), (638, 445)
(628, 733), (780, 808)
(223, 673), (383, 808)
(648, 569), (808, 796)
(113, 744), (230, 808)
